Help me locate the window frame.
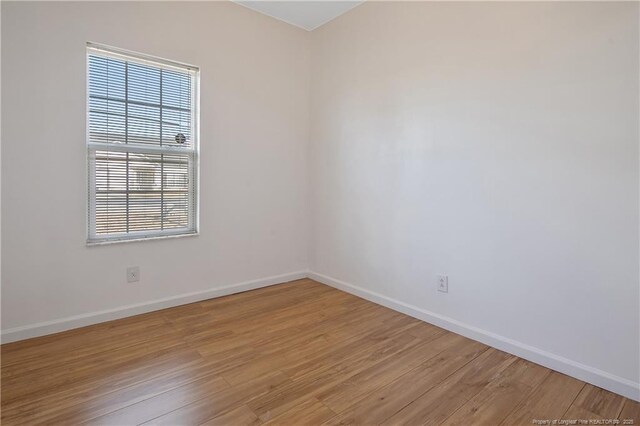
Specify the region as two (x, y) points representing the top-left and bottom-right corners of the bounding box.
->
(86, 42), (200, 245)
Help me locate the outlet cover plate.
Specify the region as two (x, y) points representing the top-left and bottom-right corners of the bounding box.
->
(127, 266), (140, 283)
(437, 275), (448, 293)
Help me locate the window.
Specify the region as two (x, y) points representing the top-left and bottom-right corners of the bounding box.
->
(87, 43), (199, 244)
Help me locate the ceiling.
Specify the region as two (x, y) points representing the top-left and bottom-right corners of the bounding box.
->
(233, 1), (364, 31)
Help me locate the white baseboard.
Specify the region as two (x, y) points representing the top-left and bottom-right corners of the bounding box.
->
(1, 271), (308, 344)
(308, 270), (640, 402)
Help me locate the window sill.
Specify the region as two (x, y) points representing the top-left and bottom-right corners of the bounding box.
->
(87, 231), (199, 247)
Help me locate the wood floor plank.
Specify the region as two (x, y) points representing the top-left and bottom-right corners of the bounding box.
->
(440, 358), (550, 426)
(318, 332), (466, 413)
(87, 370), (234, 425)
(140, 371), (291, 425)
(499, 372), (585, 425)
(199, 405), (261, 426)
(1, 279), (635, 426)
(279, 318), (418, 381)
(619, 399), (640, 424)
(3, 333), (190, 406)
(1, 311), (168, 360)
(381, 348), (516, 425)
(569, 383), (626, 419)
(406, 321), (447, 342)
(1, 349), (207, 424)
(562, 405), (604, 422)
(262, 398), (336, 426)
(2, 314), (173, 374)
(322, 337), (488, 426)
(248, 333), (423, 422)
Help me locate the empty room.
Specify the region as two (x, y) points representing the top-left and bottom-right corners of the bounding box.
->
(1, 0), (639, 425)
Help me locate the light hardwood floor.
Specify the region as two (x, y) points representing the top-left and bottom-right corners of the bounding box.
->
(1, 279), (638, 425)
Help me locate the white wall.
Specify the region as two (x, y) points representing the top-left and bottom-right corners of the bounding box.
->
(309, 1), (639, 395)
(1, 1), (309, 332)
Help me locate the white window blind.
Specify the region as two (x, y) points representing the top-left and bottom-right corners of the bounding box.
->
(87, 44), (199, 244)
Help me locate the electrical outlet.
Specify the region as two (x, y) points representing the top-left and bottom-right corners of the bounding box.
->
(127, 266), (140, 283)
(437, 275), (448, 293)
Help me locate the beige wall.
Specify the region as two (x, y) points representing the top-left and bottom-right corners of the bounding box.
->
(309, 1), (639, 396)
(1, 1), (310, 332)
